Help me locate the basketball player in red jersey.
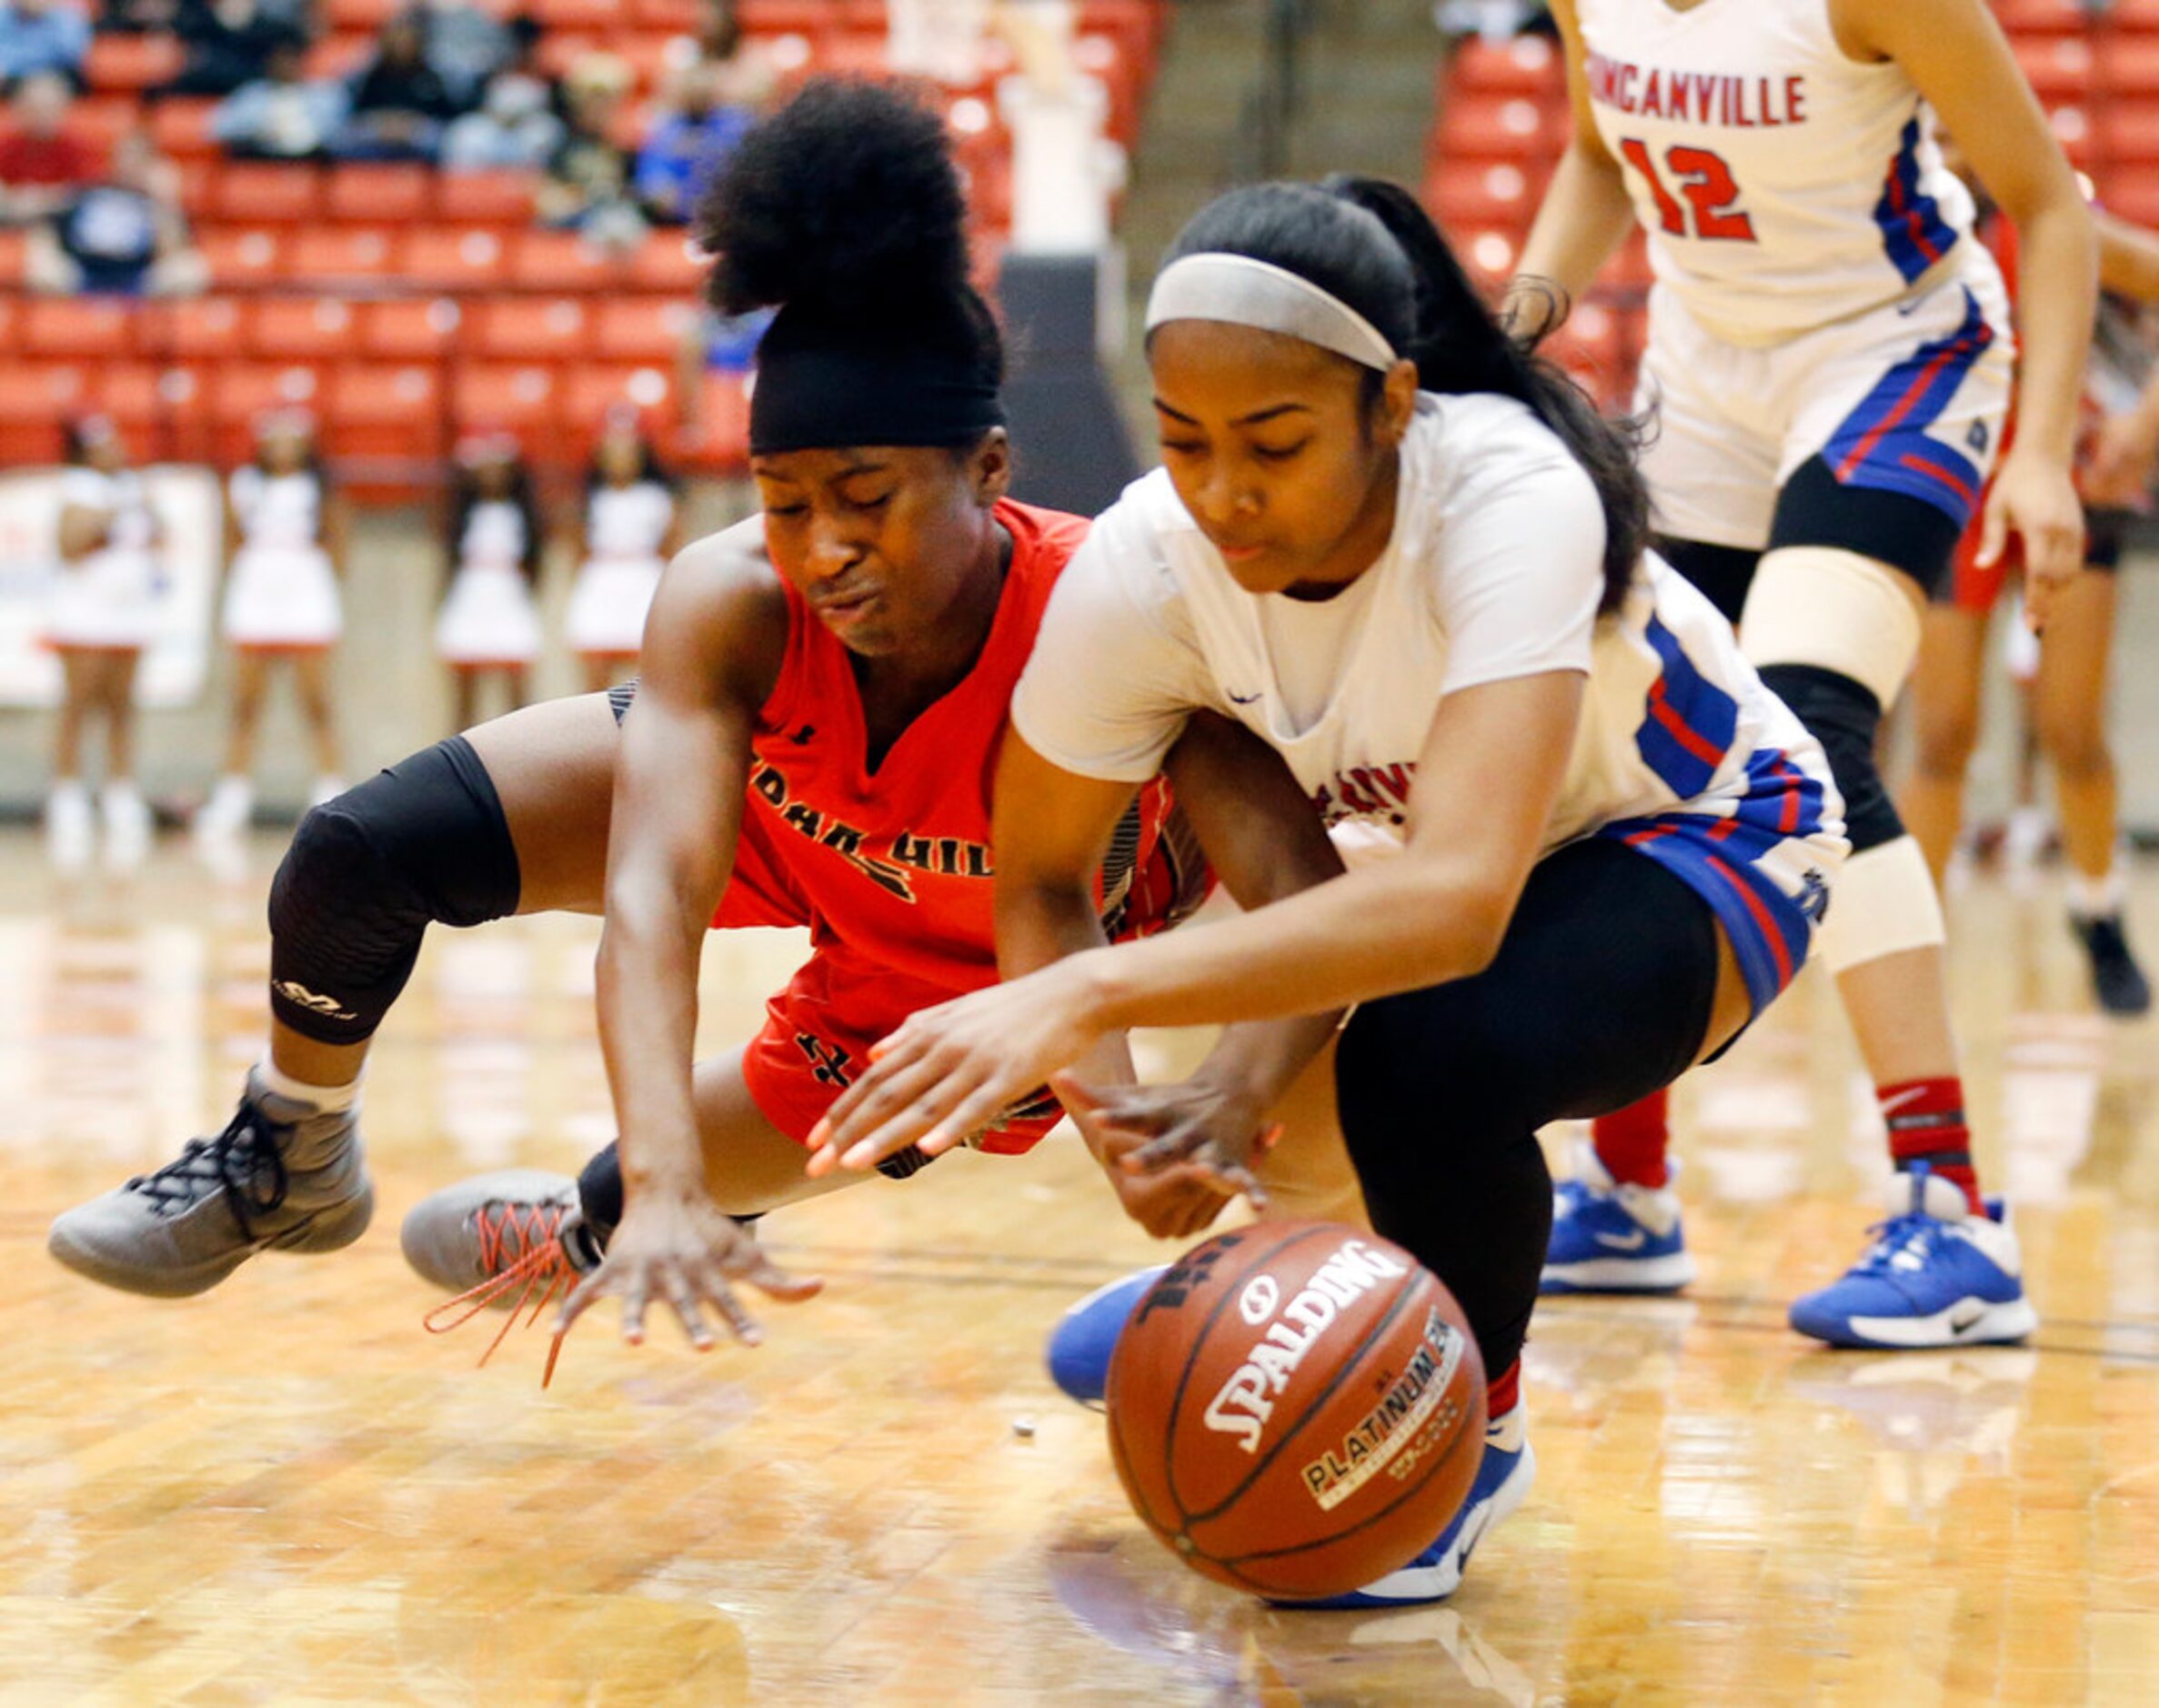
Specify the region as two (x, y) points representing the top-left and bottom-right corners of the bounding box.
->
(49, 82), (1358, 1325)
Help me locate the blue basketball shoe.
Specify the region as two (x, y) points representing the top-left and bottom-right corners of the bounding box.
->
(1541, 1143), (1695, 1295)
(1046, 1265), (1167, 1406)
(1788, 1165), (2037, 1350)
(1270, 1405), (1534, 1609)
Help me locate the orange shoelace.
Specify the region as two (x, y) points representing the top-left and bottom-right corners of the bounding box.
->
(422, 1200), (577, 1387)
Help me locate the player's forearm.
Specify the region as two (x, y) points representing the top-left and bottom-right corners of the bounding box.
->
(2096, 210), (2159, 301)
(596, 881), (712, 1197)
(998, 879), (1137, 1106)
(2008, 197), (2100, 465)
(1069, 853), (1516, 1035)
(1511, 143), (1637, 316)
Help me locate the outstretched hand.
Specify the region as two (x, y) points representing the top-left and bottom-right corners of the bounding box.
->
(553, 1187), (822, 1361)
(1978, 447), (2086, 629)
(1053, 1070), (1281, 1217)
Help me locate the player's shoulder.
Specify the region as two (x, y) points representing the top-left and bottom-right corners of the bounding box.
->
(652, 515), (792, 693)
(1411, 391), (1597, 515)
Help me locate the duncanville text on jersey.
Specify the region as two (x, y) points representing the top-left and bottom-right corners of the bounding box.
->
(1585, 54), (1808, 127)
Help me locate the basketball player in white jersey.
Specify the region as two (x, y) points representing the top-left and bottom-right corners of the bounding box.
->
(805, 176), (1847, 1604)
(1510, 0), (2094, 1349)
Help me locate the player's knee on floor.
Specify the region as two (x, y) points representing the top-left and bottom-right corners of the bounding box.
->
(266, 738), (521, 1045)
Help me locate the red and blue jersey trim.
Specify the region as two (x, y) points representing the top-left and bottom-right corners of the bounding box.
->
(1821, 286), (1993, 527)
(1873, 114), (1960, 286)
(1635, 612), (1739, 799)
(1601, 747), (1833, 1015)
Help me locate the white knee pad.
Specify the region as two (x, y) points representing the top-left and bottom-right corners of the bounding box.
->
(1816, 835), (1946, 975)
(1739, 547), (1923, 708)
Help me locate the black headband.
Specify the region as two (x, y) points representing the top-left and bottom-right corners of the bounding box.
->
(748, 301), (1005, 457)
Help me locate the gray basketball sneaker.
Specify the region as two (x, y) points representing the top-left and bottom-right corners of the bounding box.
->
(402, 1170), (597, 1381)
(48, 1070), (374, 1297)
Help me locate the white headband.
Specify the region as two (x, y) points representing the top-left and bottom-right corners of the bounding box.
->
(1145, 253), (1399, 371)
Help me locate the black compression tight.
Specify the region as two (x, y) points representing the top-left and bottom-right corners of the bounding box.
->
(1334, 838), (1721, 1380)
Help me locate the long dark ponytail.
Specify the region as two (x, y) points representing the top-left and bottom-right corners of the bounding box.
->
(1159, 177), (1648, 614)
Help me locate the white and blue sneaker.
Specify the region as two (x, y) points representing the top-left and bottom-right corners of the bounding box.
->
(1046, 1265), (1168, 1406)
(1541, 1142), (1695, 1295)
(1788, 1165), (2038, 1351)
(1270, 1405), (1535, 1609)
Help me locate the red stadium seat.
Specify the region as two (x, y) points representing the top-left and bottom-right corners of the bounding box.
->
(472, 296), (591, 361)
(509, 230), (629, 292)
(436, 169), (539, 228)
(1429, 158), (1542, 233)
(176, 157), (218, 220)
(632, 0), (701, 28)
(71, 98), (136, 152)
(213, 364), (326, 463)
(628, 231), (712, 294)
(286, 227), (400, 281)
(673, 371), (751, 472)
(1448, 35), (1562, 97)
(21, 297), (133, 359)
(324, 0), (402, 26)
(1435, 95), (1556, 164)
(565, 364), (676, 437)
(330, 364), (448, 489)
(212, 162), (324, 225)
(532, 0), (620, 28)
(196, 228), (285, 287)
(83, 33), (185, 91)
(0, 229), (25, 286)
(454, 364), (564, 443)
(2102, 36), (2159, 95)
(303, 35), (374, 80)
(136, 297), (247, 361)
(2015, 33), (2094, 99)
(400, 226), (514, 288)
(0, 364), (89, 463)
(595, 296), (695, 361)
(2100, 103), (2159, 163)
(361, 297), (463, 359)
(149, 98), (221, 161)
(250, 298), (362, 361)
(326, 163), (433, 224)
(738, 1), (839, 35)
(1993, 0), (2101, 30)
(1541, 300), (1627, 407)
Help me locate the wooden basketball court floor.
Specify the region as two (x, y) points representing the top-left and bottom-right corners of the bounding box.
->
(4, 836), (2157, 1707)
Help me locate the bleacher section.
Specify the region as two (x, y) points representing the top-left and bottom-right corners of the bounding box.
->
(1427, 3), (2150, 410)
(0, 0), (1170, 491)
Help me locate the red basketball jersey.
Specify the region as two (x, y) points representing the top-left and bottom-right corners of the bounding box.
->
(726, 497), (1184, 993)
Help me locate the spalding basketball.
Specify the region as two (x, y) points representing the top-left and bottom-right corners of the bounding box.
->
(1104, 1221), (1485, 1600)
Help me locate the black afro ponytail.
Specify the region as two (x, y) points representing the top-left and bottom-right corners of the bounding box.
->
(698, 77), (974, 320)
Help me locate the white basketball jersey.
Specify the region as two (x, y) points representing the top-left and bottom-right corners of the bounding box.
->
(1574, 0), (1975, 345)
(230, 467), (322, 551)
(1014, 395), (1839, 868)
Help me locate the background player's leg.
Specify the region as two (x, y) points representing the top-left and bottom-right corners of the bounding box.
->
(1903, 602), (1992, 887)
(46, 648), (96, 867)
(51, 693), (623, 1296)
(2029, 566), (2150, 1013)
(293, 649), (344, 799)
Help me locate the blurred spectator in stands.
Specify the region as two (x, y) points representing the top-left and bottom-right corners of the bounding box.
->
(662, 0), (776, 110)
(99, 0), (179, 33)
(417, 0), (520, 113)
(0, 0), (90, 91)
(1431, 0), (1553, 44)
(334, 9), (457, 161)
(163, 0), (307, 99)
(537, 51), (641, 248)
(0, 71), (99, 224)
(634, 63), (751, 227)
(211, 34), (346, 159)
(28, 128), (207, 294)
(440, 38), (558, 170)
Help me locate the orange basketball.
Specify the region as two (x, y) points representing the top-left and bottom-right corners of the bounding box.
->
(1104, 1221), (1486, 1600)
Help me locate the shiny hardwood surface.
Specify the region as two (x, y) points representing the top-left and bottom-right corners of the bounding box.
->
(4, 838), (2157, 1706)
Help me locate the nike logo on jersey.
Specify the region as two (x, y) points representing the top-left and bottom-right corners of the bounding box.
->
(1595, 1230), (1649, 1251)
(1227, 690), (1262, 705)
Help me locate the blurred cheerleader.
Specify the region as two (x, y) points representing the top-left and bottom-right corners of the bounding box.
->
(45, 415), (165, 869)
(563, 407), (680, 691)
(436, 430), (546, 728)
(196, 408), (349, 843)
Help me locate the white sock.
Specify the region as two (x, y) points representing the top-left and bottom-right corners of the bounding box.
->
(257, 1056), (361, 1113)
(2067, 861), (2128, 921)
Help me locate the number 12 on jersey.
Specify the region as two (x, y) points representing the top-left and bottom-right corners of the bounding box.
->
(1619, 138), (1756, 243)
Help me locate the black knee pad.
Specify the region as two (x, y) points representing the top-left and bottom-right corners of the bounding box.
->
(1653, 536), (1761, 629)
(266, 736), (522, 1045)
(1760, 662), (1903, 851)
